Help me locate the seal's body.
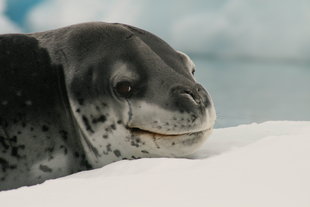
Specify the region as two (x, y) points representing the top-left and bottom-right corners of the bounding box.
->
(0, 22), (216, 191)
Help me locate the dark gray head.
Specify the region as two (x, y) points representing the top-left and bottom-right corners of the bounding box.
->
(37, 22), (216, 167)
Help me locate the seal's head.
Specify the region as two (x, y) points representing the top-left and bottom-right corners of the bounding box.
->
(57, 23), (216, 167)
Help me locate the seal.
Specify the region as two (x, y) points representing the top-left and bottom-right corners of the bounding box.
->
(0, 22), (216, 190)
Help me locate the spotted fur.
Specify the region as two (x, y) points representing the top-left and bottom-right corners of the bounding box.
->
(0, 22), (215, 191)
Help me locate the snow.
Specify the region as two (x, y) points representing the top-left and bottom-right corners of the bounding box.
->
(1, 121), (309, 207)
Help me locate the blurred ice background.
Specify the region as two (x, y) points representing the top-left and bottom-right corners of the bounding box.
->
(1, 0), (309, 127)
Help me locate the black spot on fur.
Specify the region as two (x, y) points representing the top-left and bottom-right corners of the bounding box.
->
(131, 141), (139, 147)
(113, 149), (121, 157)
(102, 143), (112, 155)
(182, 136), (199, 146)
(77, 98), (84, 105)
(141, 150), (149, 154)
(11, 145), (25, 158)
(59, 130), (68, 141)
(80, 154), (92, 170)
(39, 164), (52, 173)
(191, 114), (197, 122)
(0, 136), (9, 150)
(42, 125), (49, 132)
(0, 158), (9, 172)
(11, 136), (17, 143)
(46, 146), (54, 153)
(92, 115), (106, 124)
(130, 136), (144, 147)
(106, 144), (112, 152)
(10, 164), (17, 169)
(74, 151), (80, 158)
(60, 145), (68, 154)
(82, 115), (94, 133)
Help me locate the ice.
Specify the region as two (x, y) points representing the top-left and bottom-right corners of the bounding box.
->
(1, 121), (309, 207)
(24, 0), (310, 61)
(0, 0), (20, 33)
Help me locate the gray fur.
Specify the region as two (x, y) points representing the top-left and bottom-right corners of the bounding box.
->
(0, 22), (215, 191)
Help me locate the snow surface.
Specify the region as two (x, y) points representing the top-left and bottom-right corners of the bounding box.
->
(1, 121), (309, 207)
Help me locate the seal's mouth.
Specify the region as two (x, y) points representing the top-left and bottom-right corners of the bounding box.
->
(127, 126), (211, 138)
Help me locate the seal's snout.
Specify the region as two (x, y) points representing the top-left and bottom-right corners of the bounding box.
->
(196, 84), (212, 108)
(180, 88), (201, 105)
(171, 84), (211, 112)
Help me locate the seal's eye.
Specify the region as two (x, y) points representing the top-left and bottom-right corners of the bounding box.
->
(115, 81), (133, 98)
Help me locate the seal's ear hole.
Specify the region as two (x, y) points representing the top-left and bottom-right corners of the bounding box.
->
(192, 68), (195, 76)
(114, 81), (133, 98)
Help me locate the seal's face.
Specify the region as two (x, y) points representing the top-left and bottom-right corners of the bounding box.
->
(65, 23), (216, 167)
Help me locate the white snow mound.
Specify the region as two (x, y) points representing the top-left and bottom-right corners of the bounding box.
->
(1, 121), (310, 207)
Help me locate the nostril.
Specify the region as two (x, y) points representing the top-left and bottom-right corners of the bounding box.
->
(181, 89), (201, 105)
(196, 84), (211, 107)
(183, 89), (192, 96)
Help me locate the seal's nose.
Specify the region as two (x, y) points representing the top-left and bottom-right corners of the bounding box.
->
(179, 88), (202, 105)
(196, 84), (212, 108)
(171, 84), (211, 112)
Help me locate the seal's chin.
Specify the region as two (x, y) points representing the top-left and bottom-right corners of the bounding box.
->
(126, 125), (213, 157)
(127, 126), (212, 138)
